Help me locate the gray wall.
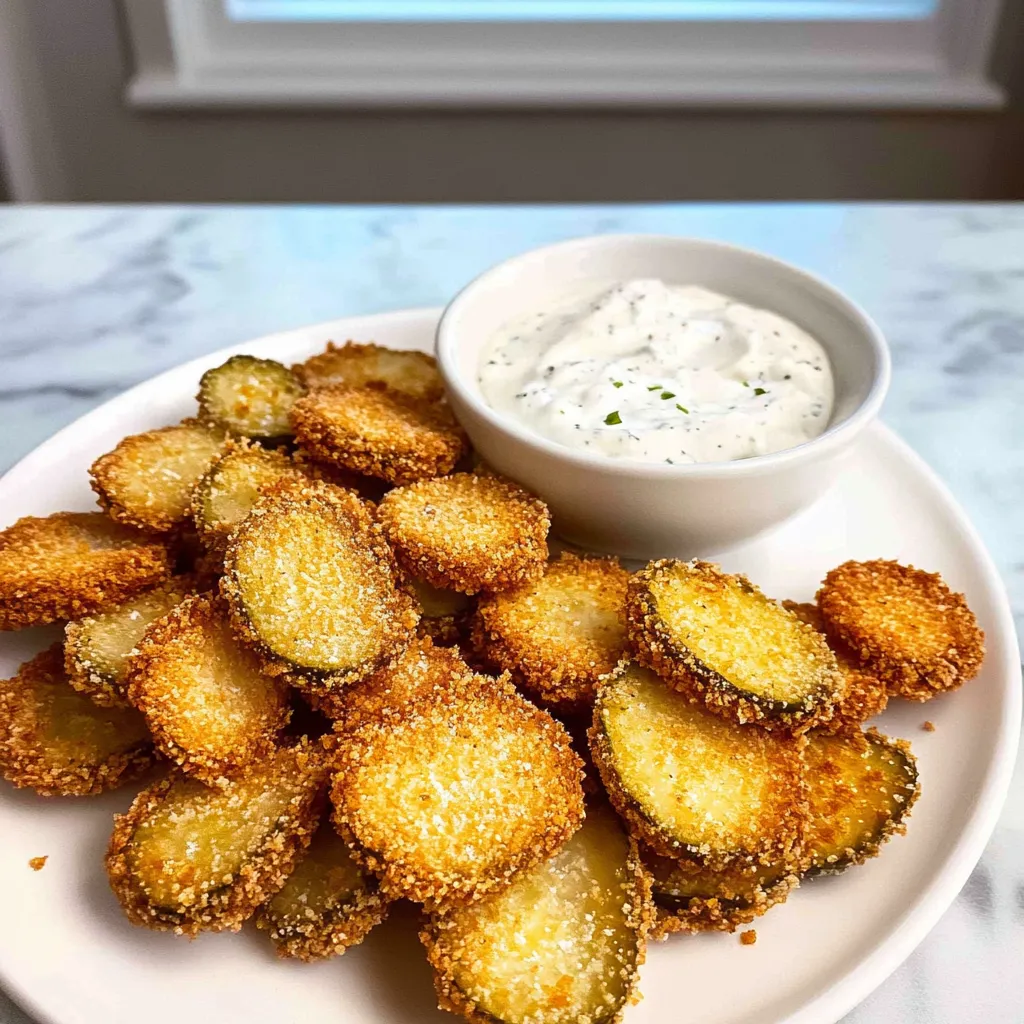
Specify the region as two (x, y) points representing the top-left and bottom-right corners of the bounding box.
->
(4, 0), (1024, 202)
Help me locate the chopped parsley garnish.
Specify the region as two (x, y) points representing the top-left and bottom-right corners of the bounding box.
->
(660, 391), (676, 400)
(676, 404), (689, 414)
(604, 410), (622, 425)
(742, 380), (750, 388)
(612, 380), (624, 388)
(647, 384), (663, 391)
(754, 387), (767, 396)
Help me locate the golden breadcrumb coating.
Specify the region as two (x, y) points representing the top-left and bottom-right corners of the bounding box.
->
(221, 478), (418, 691)
(64, 575), (196, 707)
(197, 355), (304, 440)
(817, 559), (985, 701)
(782, 601), (889, 733)
(126, 593), (291, 784)
(293, 341), (444, 403)
(291, 384), (467, 485)
(802, 727), (919, 874)
(472, 552), (629, 712)
(105, 741), (327, 937)
(590, 661), (807, 873)
(643, 844), (797, 937)
(89, 419), (227, 532)
(627, 559), (843, 732)
(0, 512), (173, 630)
(256, 821), (388, 961)
(378, 473), (550, 596)
(422, 804), (651, 1024)
(0, 645), (154, 796)
(331, 673), (584, 909)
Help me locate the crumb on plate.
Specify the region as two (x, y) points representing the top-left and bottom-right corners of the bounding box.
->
(740, 929), (757, 946)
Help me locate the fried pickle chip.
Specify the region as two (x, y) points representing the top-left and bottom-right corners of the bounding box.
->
(411, 577), (473, 648)
(197, 355), (304, 440)
(331, 673), (584, 908)
(817, 559), (985, 701)
(64, 576), (196, 707)
(291, 384), (467, 485)
(221, 479), (418, 688)
(627, 559), (843, 731)
(0, 512), (173, 630)
(256, 821), (388, 961)
(642, 845), (796, 937)
(783, 601), (889, 733)
(472, 553), (629, 711)
(422, 804), (650, 1024)
(106, 741), (327, 936)
(803, 728), (919, 874)
(0, 645), (153, 796)
(293, 341), (444, 403)
(590, 662), (806, 872)
(126, 593), (290, 784)
(90, 420), (227, 532)
(378, 473), (550, 595)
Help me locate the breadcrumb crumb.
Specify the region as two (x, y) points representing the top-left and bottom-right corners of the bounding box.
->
(922, 720), (936, 732)
(740, 929), (757, 945)
(28, 856), (47, 871)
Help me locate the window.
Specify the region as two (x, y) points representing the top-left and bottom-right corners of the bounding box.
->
(123, 0), (1004, 108)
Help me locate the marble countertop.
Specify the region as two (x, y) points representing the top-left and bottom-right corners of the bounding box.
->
(0, 203), (1020, 1023)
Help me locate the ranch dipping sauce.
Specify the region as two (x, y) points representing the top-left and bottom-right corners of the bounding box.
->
(478, 279), (834, 465)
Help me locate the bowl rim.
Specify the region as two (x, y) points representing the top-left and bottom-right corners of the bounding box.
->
(435, 232), (891, 480)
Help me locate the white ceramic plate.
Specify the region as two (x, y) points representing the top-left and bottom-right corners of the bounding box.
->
(0, 308), (1018, 1024)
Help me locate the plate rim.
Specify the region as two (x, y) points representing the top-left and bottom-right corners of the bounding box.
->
(0, 306), (1019, 1024)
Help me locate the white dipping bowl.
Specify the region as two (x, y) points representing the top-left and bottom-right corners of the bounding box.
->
(436, 234), (890, 559)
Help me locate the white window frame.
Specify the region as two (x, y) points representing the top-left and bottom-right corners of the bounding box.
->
(122, 0), (1005, 109)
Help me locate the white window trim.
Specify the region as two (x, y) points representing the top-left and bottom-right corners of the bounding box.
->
(122, 0), (1005, 110)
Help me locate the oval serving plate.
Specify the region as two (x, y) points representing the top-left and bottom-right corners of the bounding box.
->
(0, 308), (1018, 1024)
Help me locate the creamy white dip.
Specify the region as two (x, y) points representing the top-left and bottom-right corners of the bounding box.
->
(478, 279), (834, 465)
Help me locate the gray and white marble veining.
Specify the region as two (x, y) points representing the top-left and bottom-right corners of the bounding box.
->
(0, 203), (1021, 1024)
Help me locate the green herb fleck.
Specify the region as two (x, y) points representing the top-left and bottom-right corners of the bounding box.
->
(647, 384), (663, 391)
(660, 391), (676, 400)
(612, 380), (624, 388)
(754, 387), (767, 396)
(604, 411), (622, 425)
(676, 404), (689, 414)
(742, 380), (750, 388)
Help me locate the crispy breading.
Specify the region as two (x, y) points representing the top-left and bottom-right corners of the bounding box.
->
(197, 354), (304, 440)
(293, 341), (444, 403)
(331, 672), (584, 909)
(291, 384), (467, 485)
(221, 478), (418, 690)
(802, 727), (919, 874)
(255, 821), (388, 961)
(64, 575), (196, 707)
(422, 804), (651, 1024)
(643, 844), (797, 937)
(125, 593), (291, 784)
(105, 741), (327, 937)
(627, 559), (843, 732)
(817, 559), (985, 701)
(89, 419), (227, 532)
(0, 512), (173, 630)
(472, 552), (629, 712)
(410, 577), (473, 648)
(378, 473), (550, 595)
(0, 645), (154, 796)
(590, 662), (807, 873)
(782, 601), (889, 732)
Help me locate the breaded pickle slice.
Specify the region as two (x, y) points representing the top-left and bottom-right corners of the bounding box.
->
(64, 576), (195, 707)
(222, 479), (418, 685)
(803, 728), (918, 874)
(291, 384), (468, 485)
(472, 553), (629, 711)
(0, 645), (153, 796)
(783, 601), (889, 733)
(90, 420), (227, 532)
(642, 845), (795, 936)
(0, 512), (173, 630)
(106, 741), (327, 936)
(126, 593), (291, 783)
(332, 674), (584, 908)
(293, 341), (444, 403)
(627, 560), (843, 730)
(590, 662), (806, 871)
(378, 473), (550, 595)
(411, 577), (473, 648)
(422, 804), (651, 1024)
(256, 821), (388, 960)
(197, 355), (304, 440)
(817, 559), (985, 701)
